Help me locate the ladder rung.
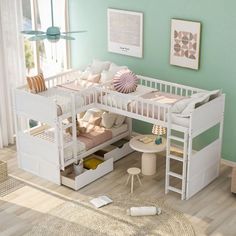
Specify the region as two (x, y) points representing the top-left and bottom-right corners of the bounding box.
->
(168, 171), (183, 179)
(169, 135), (185, 142)
(168, 154), (183, 162)
(168, 186), (182, 194)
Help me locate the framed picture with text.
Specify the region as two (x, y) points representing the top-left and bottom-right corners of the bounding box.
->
(107, 8), (143, 58)
(170, 19), (201, 70)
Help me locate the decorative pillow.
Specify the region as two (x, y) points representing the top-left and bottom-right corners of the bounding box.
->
(90, 59), (111, 74)
(79, 70), (91, 80)
(100, 70), (114, 83)
(89, 116), (102, 126)
(82, 108), (103, 122)
(114, 115), (126, 127)
(171, 97), (195, 113)
(87, 73), (101, 83)
(27, 72), (47, 93)
(109, 63), (128, 75)
(113, 69), (138, 94)
(181, 94), (210, 117)
(101, 112), (117, 129)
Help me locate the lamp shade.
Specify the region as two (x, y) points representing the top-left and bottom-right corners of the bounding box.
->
(152, 125), (166, 136)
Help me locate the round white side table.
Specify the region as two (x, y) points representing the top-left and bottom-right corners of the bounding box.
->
(129, 135), (166, 176)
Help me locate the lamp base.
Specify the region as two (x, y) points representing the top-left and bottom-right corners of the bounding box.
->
(155, 136), (162, 145)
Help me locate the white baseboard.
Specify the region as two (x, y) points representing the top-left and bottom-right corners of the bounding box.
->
(221, 159), (236, 167)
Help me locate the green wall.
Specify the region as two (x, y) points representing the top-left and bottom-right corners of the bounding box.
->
(69, 0), (236, 162)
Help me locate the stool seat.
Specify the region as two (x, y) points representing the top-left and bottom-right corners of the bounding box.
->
(126, 167), (142, 193)
(127, 167), (141, 175)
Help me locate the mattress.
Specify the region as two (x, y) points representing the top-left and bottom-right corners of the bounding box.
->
(128, 91), (186, 119)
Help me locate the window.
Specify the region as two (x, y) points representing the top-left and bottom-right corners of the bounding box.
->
(22, 0), (69, 77)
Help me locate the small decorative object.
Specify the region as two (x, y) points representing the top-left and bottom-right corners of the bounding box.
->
(108, 8), (143, 58)
(170, 19), (201, 70)
(113, 69), (138, 93)
(0, 161), (8, 183)
(73, 159), (84, 176)
(127, 206), (162, 216)
(152, 125), (166, 145)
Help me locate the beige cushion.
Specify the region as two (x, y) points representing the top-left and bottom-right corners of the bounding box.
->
(27, 73), (47, 93)
(100, 70), (114, 83)
(101, 112), (117, 129)
(87, 73), (101, 83)
(82, 108), (103, 122)
(114, 115), (126, 127)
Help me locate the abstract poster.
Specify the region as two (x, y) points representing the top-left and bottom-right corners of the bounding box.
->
(170, 19), (201, 70)
(107, 9), (143, 58)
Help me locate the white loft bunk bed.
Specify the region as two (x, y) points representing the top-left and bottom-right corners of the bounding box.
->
(13, 69), (225, 200)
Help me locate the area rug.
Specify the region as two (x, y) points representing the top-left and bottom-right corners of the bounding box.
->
(24, 194), (195, 236)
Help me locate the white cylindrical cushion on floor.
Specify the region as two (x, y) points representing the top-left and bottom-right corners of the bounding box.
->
(127, 206), (158, 216)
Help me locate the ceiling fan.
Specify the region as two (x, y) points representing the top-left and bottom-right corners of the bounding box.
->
(21, 0), (86, 42)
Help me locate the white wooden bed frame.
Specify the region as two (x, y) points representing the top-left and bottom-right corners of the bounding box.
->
(13, 69), (225, 200)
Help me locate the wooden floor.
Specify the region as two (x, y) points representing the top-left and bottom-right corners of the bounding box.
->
(0, 145), (235, 236)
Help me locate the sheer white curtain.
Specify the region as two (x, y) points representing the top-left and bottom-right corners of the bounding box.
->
(0, 0), (25, 148)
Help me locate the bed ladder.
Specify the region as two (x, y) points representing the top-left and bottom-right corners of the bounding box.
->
(165, 129), (189, 200)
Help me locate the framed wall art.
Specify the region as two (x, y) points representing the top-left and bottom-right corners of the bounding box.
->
(170, 19), (201, 70)
(107, 8), (143, 58)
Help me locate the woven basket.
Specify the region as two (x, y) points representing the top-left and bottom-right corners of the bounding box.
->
(0, 161), (8, 183)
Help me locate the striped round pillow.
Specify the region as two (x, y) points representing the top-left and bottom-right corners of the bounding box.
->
(113, 69), (138, 94)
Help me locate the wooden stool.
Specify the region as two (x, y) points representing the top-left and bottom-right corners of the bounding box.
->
(126, 167), (142, 193)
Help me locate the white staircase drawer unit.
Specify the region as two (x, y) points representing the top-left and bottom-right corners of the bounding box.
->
(61, 157), (113, 190)
(104, 142), (134, 162)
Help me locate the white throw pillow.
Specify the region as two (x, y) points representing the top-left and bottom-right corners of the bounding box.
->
(181, 94), (210, 117)
(100, 70), (114, 83)
(171, 98), (193, 113)
(82, 108), (103, 122)
(109, 63), (128, 75)
(91, 59), (111, 74)
(101, 112), (117, 129)
(114, 115), (126, 127)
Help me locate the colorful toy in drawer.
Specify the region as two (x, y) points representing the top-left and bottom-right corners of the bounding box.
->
(84, 156), (104, 170)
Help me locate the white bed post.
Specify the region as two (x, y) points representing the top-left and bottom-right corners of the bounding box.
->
(71, 93), (77, 163)
(165, 107), (172, 194)
(185, 117), (193, 200)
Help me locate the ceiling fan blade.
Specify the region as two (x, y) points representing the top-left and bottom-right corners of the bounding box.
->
(21, 30), (46, 35)
(61, 30), (87, 34)
(60, 35), (75, 40)
(28, 35), (47, 41)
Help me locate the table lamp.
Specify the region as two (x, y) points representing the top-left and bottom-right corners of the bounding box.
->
(152, 125), (166, 145)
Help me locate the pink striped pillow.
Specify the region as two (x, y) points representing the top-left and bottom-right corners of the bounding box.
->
(113, 69), (138, 94)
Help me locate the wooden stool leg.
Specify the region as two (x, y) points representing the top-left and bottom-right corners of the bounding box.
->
(131, 175), (134, 193)
(136, 174), (142, 185)
(126, 174), (131, 185)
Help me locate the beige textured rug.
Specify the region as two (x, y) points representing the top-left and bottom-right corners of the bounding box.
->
(24, 194), (195, 236)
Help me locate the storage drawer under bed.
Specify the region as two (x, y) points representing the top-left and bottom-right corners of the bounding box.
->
(95, 139), (134, 162)
(61, 156), (113, 190)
